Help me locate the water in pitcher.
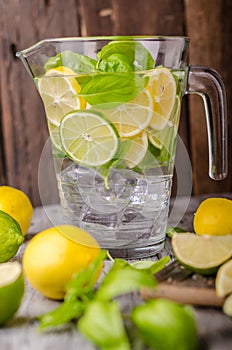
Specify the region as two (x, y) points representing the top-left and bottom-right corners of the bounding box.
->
(34, 40), (185, 257)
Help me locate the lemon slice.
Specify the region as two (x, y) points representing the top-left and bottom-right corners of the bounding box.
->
(172, 233), (232, 275)
(147, 68), (176, 130)
(215, 259), (232, 297)
(223, 293), (232, 317)
(0, 261), (24, 325)
(38, 66), (86, 126)
(124, 131), (148, 168)
(105, 88), (153, 137)
(60, 110), (119, 167)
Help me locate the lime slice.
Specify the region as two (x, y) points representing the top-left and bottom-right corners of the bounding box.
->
(147, 68), (177, 130)
(172, 233), (232, 275)
(223, 293), (232, 317)
(38, 66), (86, 126)
(104, 88), (153, 137)
(60, 110), (119, 167)
(0, 261), (24, 325)
(0, 210), (24, 262)
(215, 259), (232, 297)
(47, 120), (64, 153)
(124, 130), (148, 168)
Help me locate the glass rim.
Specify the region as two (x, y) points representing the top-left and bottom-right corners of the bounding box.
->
(16, 35), (190, 57)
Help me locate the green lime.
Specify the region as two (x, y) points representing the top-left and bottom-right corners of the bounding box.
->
(0, 261), (24, 326)
(132, 299), (198, 350)
(0, 210), (24, 262)
(60, 109), (119, 166)
(172, 233), (232, 275)
(223, 293), (232, 317)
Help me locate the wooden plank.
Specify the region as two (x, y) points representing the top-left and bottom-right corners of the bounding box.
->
(0, 0), (80, 205)
(185, 0), (232, 194)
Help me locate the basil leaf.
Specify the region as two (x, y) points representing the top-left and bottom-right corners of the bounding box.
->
(80, 73), (148, 106)
(78, 300), (131, 350)
(96, 259), (156, 301)
(97, 41), (155, 71)
(131, 255), (170, 274)
(98, 53), (135, 72)
(44, 50), (97, 73)
(38, 300), (84, 331)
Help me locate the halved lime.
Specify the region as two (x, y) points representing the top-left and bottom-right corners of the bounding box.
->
(223, 293), (232, 317)
(172, 233), (232, 275)
(38, 66), (86, 126)
(60, 110), (119, 167)
(0, 210), (24, 262)
(0, 261), (24, 325)
(215, 259), (232, 297)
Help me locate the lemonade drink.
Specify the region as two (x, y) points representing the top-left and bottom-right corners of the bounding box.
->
(33, 40), (184, 258)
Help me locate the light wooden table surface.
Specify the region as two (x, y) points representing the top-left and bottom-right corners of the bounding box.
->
(1, 195), (232, 350)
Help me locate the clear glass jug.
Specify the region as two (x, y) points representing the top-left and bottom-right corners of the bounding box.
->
(16, 36), (227, 258)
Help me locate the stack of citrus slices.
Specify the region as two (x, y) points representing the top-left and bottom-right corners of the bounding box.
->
(38, 65), (179, 170)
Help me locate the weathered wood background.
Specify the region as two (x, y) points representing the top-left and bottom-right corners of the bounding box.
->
(0, 0), (231, 206)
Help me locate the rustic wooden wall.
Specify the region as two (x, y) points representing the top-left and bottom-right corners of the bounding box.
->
(0, 0), (231, 206)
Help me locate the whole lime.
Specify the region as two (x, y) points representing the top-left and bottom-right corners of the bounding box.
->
(0, 210), (24, 262)
(0, 261), (24, 326)
(132, 298), (198, 350)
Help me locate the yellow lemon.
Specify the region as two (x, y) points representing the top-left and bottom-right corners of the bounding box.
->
(0, 186), (33, 236)
(194, 198), (232, 236)
(22, 225), (102, 300)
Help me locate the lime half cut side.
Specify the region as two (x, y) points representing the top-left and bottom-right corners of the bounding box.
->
(60, 110), (119, 167)
(172, 233), (232, 275)
(0, 261), (24, 325)
(215, 259), (232, 297)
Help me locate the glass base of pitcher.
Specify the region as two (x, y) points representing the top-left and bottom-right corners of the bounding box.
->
(108, 240), (165, 259)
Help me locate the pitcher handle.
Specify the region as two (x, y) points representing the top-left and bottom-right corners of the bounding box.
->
(185, 65), (228, 180)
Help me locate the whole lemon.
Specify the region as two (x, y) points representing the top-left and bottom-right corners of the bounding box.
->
(194, 198), (232, 236)
(22, 225), (102, 300)
(0, 186), (33, 235)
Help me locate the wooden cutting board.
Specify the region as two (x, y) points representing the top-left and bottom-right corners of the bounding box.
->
(140, 261), (225, 307)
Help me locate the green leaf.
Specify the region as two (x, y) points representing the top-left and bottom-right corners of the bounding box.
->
(38, 300), (84, 331)
(97, 41), (154, 71)
(79, 73), (148, 106)
(131, 256), (170, 274)
(64, 250), (106, 301)
(96, 259), (156, 301)
(78, 300), (131, 350)
(44, 50), (97, 73)
(98, 53), (135, 72)
(131, 299), (198, 350)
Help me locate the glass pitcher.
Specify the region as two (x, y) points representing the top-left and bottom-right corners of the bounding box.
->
(16, 36), (227, 258)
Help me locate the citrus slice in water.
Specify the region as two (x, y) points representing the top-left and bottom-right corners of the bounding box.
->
(215, 259), (232, 297)
(147, 67), (176, 130)
(172, 233), (232, 275)
(105, 88), (153, 137)
(0, 261), (24, 325)
(47, 120), (64, 153)
(38, 66), (86, 126)
(125, 130), (148, 168)
(60, 110), (119, 167)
